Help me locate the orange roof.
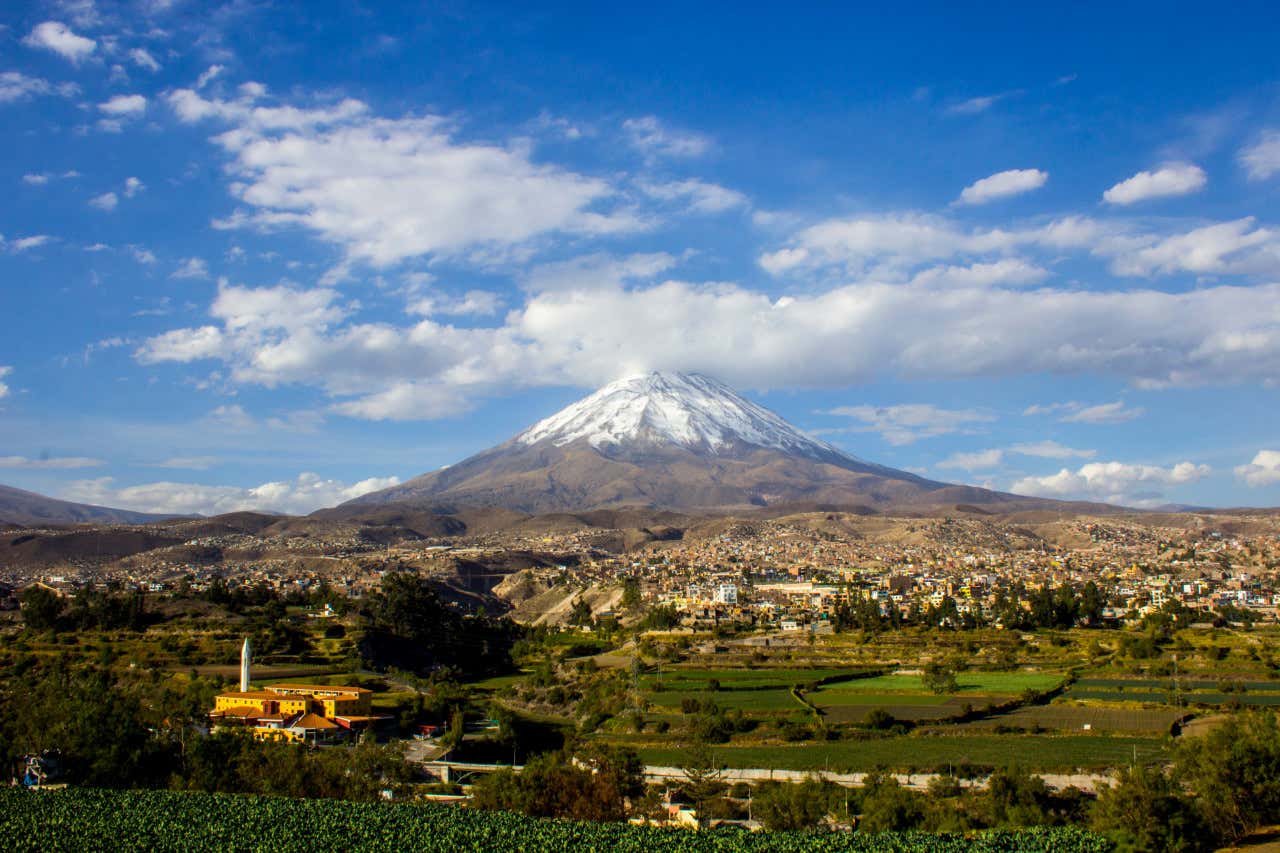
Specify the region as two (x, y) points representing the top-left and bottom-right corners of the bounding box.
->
(213, 706), (261, 718)
(291, 712), (339, 730)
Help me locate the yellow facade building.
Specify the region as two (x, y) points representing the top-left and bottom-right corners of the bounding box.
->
(210, 683), (378, 743)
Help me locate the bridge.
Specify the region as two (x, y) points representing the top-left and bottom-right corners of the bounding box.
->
(422, 760), (524, 784)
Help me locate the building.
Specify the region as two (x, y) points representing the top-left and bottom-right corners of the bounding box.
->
(210, 683), (380, 743)
(713, 583), (738, 605)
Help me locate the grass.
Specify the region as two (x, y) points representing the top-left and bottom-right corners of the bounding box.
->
(646, 688), (805, 712)
(815, 672), (1063, 696)
(631, 733), (1170, 772)
(638, 667), (861, 691)
(949, 704), (1185, 733)
(810, 692), (954, 707)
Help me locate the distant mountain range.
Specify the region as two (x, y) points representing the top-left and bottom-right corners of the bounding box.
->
(350, 371), (1080, 514)
(0, 483), (173, 527)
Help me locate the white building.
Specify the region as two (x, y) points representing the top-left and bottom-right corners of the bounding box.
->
(713, 583), (738, 605)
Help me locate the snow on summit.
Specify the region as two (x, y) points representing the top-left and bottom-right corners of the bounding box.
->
(517, 371), (853, 460)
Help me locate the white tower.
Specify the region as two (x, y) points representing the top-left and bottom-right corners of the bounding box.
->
(240, 637), (251, 692)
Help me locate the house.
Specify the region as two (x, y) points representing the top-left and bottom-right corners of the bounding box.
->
(210, 683), (386, 743)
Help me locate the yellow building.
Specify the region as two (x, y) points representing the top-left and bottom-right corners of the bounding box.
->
(210, 683), (379, 743)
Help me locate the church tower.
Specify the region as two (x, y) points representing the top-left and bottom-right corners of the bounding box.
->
(240, 637), (251, 692)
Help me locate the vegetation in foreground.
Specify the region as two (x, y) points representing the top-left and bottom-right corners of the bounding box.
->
(0, 787), (1111, 853)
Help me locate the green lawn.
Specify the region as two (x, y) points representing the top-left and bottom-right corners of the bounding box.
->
(633, 733), (1168, 772)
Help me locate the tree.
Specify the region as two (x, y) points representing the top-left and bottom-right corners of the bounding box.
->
(858, 772), (926, 832)
(753, 778), (832, 830)
(1175, 711), (1280, 844)
(1091, 764), (1213, 853)
(19, 585), (64, 631)
(922, 661), (959, 695)
(680, 738), (726, 820)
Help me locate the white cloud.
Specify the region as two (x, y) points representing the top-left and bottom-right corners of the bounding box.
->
(0, 71), (56, 104)
(908, 259), (1048, 288)
(150, 456), (218, 470)
(1110, 218), (1279, 277)
(1235, 450), (1280, 487)
(639, 178), (748, 213)
(135, 267), (1280, 420)
(823, 404), (994, 445)
(622, 115), (712, 159)
(1025, 400), (1144, 424)
(23, 21), (97, 64)
(1009, 440), (1096, 459)
(195, 64), (224, 89)
(22, 173), (50, 185)
(64, 472), (400, 516)
(99, 94), (147, 116)
(123, 176), (144, 197)
(1012, 460), (1210, 506)
(946, 92), (1015, 115)
(0, 366), (11, 399)
(130, 246), (157, 264)
(761, 210), (1280, 281)
(89, 191), (118, 211)
(522, 251), (677, 293)
(0, 455), (105, 470)
(205, 403), (255, 431)
(407, 290), (503, 318)
(1239, 131), (1280, 182)
(7, 235), (53, 252)
(171, 257), (209, 279)
(938, 449), (1004, 470)
(957, 169), (1048, 205)
(128, 48), (161, 72)
(1103, 162), (1206, 205)
(169, 87), (637, 267)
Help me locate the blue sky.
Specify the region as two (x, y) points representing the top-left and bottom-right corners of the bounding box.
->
(3, 0), (1280, 514)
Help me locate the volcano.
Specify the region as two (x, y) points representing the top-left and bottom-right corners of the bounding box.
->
(349, 371), (1047, 514)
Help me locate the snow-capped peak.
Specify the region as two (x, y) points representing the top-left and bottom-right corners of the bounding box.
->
(517, 371), (856, 461)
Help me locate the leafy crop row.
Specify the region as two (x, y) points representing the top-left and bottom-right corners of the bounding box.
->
(0, 788), (1112, 852)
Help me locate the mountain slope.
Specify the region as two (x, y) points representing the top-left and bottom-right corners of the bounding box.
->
(0, 483), (175, 526)
(351, 371), (1054, 514)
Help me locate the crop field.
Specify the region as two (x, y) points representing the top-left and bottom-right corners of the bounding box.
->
(633, 733), (1169, 772)
(639, 667), (862, 691)
(0, 788), (1112, 853)
(948, 704), (1185, 733)
(647, 688), (805, 712)
(1075, 677), (1280, 691)
(815, 697), (975, 724)
(814, 672), (1063, 696)
(1066, 689), (1280, 706)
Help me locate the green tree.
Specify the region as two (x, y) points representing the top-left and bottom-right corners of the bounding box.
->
(1175, 711), (1280, 844)
(19, 585), (64, 631)
(1091, 764), (1213, 853)
(753, 777), (832, 830)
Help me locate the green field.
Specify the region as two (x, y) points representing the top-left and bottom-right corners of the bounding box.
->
(633, 734), (1169, 772)
(647, 688), (805, 711)
(951, 704), (1185, 733)
(815, 672), (1064, 696)
(0, 788), (1111, 853)
(640, 667), (862, 691)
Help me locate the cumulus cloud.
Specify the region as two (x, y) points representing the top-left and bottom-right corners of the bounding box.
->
(169, 86), (638, 267)
(0, 366), (11, 399)
(1103, 163), (1206, 205)
(957, 169), (1048, 205)
(938, 449), (1004, 470)
(23, 21), (97, 63)
(908, 259), (1047, 288)
(1024, 400), (1144, 424)
(89, 191), (118, 211)
(135, 269), (1280, 420)
(171, 257), (209, 279)
(128, 48), (161, 72)
(0, 455), (104, 469)
(1009, 440), (1096, 459)
(622, 115), (712, 159)
(1110, 218), (1280, 277)
(64, 472), (400, 516)
(406, 290), (503, 318)
(5, 235), (54, 252)
(1241, 132), (1280, 182)
(639, 178), (748, 213)
(1012, 460), (1210, 506)
(0, 71), (76, 104)
(1235, 450), (1280, 487)
(98, 94), (147, 116)
(522, 251), (677, 293)
(823, 404), (994, 445)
